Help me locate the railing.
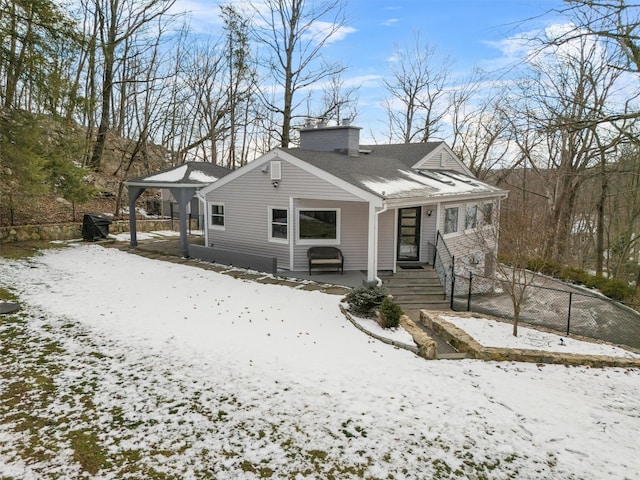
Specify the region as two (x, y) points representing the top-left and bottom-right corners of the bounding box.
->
(430, 231), (455, 305)
(451, 271), (640, 351)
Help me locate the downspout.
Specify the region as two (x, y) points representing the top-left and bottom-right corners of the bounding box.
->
(289, 196), (294, 271)
(196, 191), (209, 247)
(371, 202), (388, 286)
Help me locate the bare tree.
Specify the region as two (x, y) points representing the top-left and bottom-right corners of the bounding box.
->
(450, 75), (513, 180)
(506, 32), (627, 263)
(250, 0), (348, 147)
(87, 0), (176, 171)
(381, 33), (452, 143)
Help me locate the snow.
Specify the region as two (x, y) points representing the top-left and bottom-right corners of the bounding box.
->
(0, 244), (639, 479)
(145, 164), (188, 182)
(361, 169), (489, 197)
(108, 230), (181, 242)
(442, 315), (640, 358)
(187, 170), (218, 183)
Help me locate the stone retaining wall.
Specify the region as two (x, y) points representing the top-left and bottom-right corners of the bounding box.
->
(0, 220), (175, 243)
(421, 310), (640, 368)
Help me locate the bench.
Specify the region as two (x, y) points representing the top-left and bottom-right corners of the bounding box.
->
(307, 246), (344, 275)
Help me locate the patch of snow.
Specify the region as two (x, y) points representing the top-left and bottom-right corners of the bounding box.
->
(360, 169), (490, 197)
(188, 170), (218, 183)
(145, 164), (188, 182)
(443, 315), (640, 358)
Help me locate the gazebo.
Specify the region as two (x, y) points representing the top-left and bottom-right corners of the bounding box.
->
(125, 162), (231, 257)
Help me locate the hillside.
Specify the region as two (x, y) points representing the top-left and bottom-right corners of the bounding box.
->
(0, 110), (171, 226)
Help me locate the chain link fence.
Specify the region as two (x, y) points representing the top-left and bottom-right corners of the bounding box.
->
(451, 272), (640, 351)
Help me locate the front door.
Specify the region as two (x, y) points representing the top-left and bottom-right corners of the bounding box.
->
(397, 207), (421, 261)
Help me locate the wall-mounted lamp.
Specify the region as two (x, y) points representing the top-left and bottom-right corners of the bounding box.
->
(426, 209), (433, 216)
(272, 180), (279, 188)
(261, 164), (269, 174)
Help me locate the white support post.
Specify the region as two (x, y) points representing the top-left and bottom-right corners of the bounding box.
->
(367, 202), (377, 284)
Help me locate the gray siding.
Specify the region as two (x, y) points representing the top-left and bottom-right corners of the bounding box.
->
(420, 205), (438, 263)
(204, 159), (367, 271)
(438, 199), (498, 275)
(292, 199), (369, 271)
(421, 149), (467, 174)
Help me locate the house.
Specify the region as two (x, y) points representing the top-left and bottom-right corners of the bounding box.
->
(196, 123), (508, 285)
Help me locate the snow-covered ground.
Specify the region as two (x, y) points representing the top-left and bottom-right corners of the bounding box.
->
(0, 244), (639, 479)
(443, 315), (640, 358)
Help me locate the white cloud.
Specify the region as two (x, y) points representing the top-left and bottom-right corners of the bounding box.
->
(382, 18), (399, 27)
(301, 21), (357, 45)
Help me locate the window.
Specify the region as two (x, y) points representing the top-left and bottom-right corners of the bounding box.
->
(482, 202), (494, 226)
(298, 209), (340, 244)
(444, 207), (459, 235)
(465, 204), (478, 230)
(209, 203), (225, 229)
(269, 207), (288, 243)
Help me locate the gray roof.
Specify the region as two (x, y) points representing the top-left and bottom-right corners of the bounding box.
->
(127, 161), (232, 187)
(281, 144), (506, 201)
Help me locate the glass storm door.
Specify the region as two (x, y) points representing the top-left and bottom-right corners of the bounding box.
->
(397, 207), (421, 261)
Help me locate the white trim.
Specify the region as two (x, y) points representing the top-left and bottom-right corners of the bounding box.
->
(289, 196), (295, 269)
(208, 202), (225, 231)
(443, 204), (461, 238)
(392, 208), (399, 273)
(296, 207), (341, 245)
(267, 206), (289, 244)
(203, 201), (209, 246)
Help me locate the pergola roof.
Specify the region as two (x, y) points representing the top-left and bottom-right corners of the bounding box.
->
(125, 162), (231, 257)
(126, 162), (231, 188)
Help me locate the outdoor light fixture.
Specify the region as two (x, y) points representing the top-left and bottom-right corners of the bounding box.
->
(427, 209), (433, 216)
(261, 164), (269, 173)
(272, 180), (279, 188)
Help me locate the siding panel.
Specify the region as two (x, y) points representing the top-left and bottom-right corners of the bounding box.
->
(204, 159), (368, 271)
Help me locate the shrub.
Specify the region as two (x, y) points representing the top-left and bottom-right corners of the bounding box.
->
(527, 257), (561, 276)
(344, 286), (388, 318)
(596, 278), (634, 301)
(377, 297), (403, 329)
(559, 266), (590, 285)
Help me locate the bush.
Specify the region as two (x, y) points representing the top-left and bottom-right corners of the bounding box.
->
(527, 257), (562, 276)
(559, 266), (590, 285)
(377, 297), (403, 329)
(344, 286), (388, 318)
(597, 278), (635, 301)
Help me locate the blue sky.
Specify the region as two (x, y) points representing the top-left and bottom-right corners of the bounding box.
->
(175, 0), (569, 142)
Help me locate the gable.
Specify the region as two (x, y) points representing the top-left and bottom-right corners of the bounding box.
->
(199, 149), (382, 206)
(412, 144), (473, 177)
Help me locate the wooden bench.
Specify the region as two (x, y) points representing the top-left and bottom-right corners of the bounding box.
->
(307, 246), (344, 275)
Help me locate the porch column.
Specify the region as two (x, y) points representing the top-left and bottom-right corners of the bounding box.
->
(169, 187), (197, 258)
(366, 203), (378, 285)
(127, 186), (145, 247)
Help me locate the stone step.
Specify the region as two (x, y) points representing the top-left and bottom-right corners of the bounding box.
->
(387, 286), (444, 296)
(385, 270), (440, 280)
(382, 282), (442, 293)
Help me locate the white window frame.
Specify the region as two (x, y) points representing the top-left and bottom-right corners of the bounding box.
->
(443, 205), (460, 237)
(268, 206), (289, 244)
(296, 207), (341, 245)
(209, 202), (225, 231)
(465, 203), (478, 232)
